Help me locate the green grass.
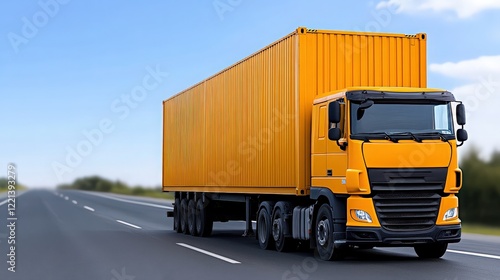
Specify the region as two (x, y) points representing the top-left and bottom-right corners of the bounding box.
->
(462, 223), (500, 236)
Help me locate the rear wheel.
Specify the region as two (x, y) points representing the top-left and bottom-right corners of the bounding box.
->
(272, 206), (293, 252)
(180, 199), (189, 234)
(257, 206), (274, 250)
(195, 198), (213, 237)
(174, 198), (181, 233)
(414, 243), (448, 259)
(315, 204), (345, 261)
(188, 199), (197, 236)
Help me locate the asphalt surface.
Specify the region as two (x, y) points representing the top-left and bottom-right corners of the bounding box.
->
(1, 189), (499, 280)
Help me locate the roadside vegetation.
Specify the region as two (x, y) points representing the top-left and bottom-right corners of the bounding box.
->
(459, 148), (500, 227)
(0, 178), (27, 192)
(56, 176), (173, 200)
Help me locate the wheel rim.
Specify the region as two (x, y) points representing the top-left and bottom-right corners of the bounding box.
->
(272, 218), (281, 242)
(317, 218), (330, 247)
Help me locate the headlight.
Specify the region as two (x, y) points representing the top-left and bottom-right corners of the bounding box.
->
(443, 208), (458, 220)
(352, 209), (372, 223)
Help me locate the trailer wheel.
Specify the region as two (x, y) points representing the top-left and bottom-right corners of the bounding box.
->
(195, 198), (213, 237)
(257, 206), (274, 250)
(315, 204), (345, 261)
(414, 243), (448, 258)
(272, 205), (293, 252)
(174, 198), (181, 233)
(188, 199), (197, 236)
(180, 198), (189, 234)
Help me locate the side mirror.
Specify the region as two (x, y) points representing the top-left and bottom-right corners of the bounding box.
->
(328, 128), (341, 141)
(328, 101), (340, 123)
(456, 104), (466, 125)
(457, 129), (468, 142)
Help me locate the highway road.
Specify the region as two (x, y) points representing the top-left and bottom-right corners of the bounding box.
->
(1, 189), (500, 280)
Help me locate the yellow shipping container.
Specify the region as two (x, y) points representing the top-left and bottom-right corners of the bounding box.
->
(162, 27), (427, 195)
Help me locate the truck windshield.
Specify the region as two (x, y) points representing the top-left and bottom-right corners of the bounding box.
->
(350, 101), (454, 140)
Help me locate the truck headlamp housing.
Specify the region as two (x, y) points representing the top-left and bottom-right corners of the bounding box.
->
(443, 207), (458, 221)
(352, 209), (373, 223)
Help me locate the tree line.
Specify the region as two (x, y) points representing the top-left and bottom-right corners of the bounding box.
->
(0, 178), (26, 191)
(459, 148), (500, 226)
(56, 176), (166, 198)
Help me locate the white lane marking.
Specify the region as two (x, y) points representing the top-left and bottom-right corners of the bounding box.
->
(64, 196), (69, 200)
(82, 192), (173, 210)
(447, 249), (500, 260)
(84, 206), (95, 212)
(176, 243), (241, 264)
(116, 220), (142, 229)
(72, 200), (78, 204)
(0, 191), (29, 206)
(60, 194), (63, 197)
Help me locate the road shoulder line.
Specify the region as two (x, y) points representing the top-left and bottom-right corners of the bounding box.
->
(447, 249), (500, 260)
(176, 243), (241, 264)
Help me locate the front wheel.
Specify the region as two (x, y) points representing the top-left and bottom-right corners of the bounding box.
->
(315, 204), (345, 261)
(414, 243), (448, 259)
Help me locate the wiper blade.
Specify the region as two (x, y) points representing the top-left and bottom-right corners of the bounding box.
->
(413, 132), (448, 142)
(352, 132), (398, 143)
(389, 132), (422, 143)
(383, 132), (399, 143)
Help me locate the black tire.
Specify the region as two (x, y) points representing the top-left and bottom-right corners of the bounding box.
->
(414, 243), (448, 259)
(257, 207), (274, 250)
(195, 198), (213, 237)
(272, 206), (293, 252)
(180, 198), (189, 234)
(315, 204), (345, 261)
(188, 199), (197, 236)
(174, 198), (181, 233)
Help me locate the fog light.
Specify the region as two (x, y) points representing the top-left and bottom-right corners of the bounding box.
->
(444, 208), (458, 220)
(353, 210), (373, 223)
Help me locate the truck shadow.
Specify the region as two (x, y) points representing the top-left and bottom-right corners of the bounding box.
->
(156, 228), (450, 263)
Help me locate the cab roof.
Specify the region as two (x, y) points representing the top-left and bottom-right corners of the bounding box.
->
(313, 86), (449, 105)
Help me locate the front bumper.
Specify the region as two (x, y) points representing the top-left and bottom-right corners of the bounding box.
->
(345, 224), (461, 247)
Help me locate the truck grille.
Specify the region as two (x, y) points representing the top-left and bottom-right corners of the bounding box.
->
(368, 168), (447, 232)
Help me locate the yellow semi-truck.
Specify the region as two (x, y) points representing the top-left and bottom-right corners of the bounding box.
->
(163, 27), (468, 260)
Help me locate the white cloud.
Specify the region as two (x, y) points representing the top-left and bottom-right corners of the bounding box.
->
(430, 56), (500, 159)
(430, 55), (500, 81)
(376, 0), (500, 18)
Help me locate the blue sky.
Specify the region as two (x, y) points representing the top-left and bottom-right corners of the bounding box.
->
(1, 0), (500, 188)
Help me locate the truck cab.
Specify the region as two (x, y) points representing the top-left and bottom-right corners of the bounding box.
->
(310, 87), (468, 259)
